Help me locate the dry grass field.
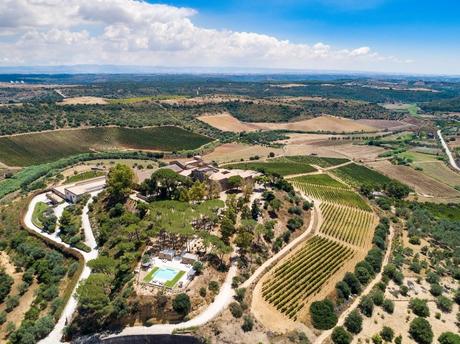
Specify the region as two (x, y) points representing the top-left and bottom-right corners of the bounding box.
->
(203, 143), (282, 163)
(414, 161), (460, 187)
(367, 160), (460, 199)
(198, 113), (378, 133)
(58, 96), (108, 105)
(356, 119), (414, 130)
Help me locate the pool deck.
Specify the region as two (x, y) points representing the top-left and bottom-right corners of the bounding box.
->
(144, 257), (194, 289)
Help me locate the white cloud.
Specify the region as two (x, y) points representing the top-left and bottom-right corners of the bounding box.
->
(0, 0), (409, 71)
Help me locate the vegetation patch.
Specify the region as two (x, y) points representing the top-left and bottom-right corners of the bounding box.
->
(0, 126), (212, 166)
(226, 158), (316, 176)
(332, 163), (393, 189)
(31, 201), (48, 228)
(65, 170), (105, 183)
(291, 174), (349, 189)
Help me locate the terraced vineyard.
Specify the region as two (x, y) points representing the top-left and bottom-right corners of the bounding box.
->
(292, 180), (371, 211)
(319, 203), (374, 247)
(262, 236), (354, 320)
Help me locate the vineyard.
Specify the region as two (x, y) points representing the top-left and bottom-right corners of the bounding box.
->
(262, 236), (355, 320)
(331, 162), (393, 189)
(319, 203), (374, 247)
(292, 180), (371, 211)
(282, 155), (349, 168)
(290, 174), (349, 189)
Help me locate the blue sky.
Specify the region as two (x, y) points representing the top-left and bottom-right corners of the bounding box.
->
(156, 0), (460, 73)
(0, 0), (458, 74)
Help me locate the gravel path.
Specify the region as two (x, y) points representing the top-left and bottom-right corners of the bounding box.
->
(438, 129), (460, 172)
(24, 192), (100, 344)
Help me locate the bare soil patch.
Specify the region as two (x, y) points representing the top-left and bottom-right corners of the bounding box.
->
(356, 119), (414, 131)
(198, 113), (258, 132)
(203, 143), (282, 163)
(199, 113), (378, 133)
(367, 160), (460, 199)
(59, 96), (108, 105)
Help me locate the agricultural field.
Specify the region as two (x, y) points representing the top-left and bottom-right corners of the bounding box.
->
(65, 170), (105, 183)
(290, 174), (349, 189)
(332, 163), (393, 189)
(282, 155), (349, 168)
(292, 181), (371, 211)
(410, 160), (460, 188)
(225, 158), (317, 176)
(0, 126), (212, 166)
(262, 236), (355, 320)
(319, 203), (375, 247)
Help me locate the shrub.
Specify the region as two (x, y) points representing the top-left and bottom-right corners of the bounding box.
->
(208, 280), (220, 294)
(372, 334), (383, 344)
(229, 302), (243, 318)
(371, 290), (384, 306)
(438, 332), (460, 344)
(436, 296), (453, 313)
(380, 326), (394, 342)
(455, 289), (460, 305)
(430, 283), (443, 297)
(241, 315), (254, 332)
(199, 287), (207, 297)
(409, 317), (433, 344)
(355, 266), (372, 285)
(5, 295), (19, 312)
(382, 299), (394, 314)
(172, 293), (191, 315)
(235, 288), (246, 303)
(400, 285), (409, 296)
(331, 326), (352, 344)
(0, 311), (6, 325)
(395, 335), (402, 344)
(409, 298), (430, 317)
(358, 295), (374, 317)
(426, 271), (440, 284)
(310, 299), (338, 330)
(344, 310), (362, 334)
(193, 261), (204, 274)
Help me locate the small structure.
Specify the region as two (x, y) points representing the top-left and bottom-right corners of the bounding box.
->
(158, 249), (175, 261)
(181, 252), (198, 265)
(52, 176), (106, 203)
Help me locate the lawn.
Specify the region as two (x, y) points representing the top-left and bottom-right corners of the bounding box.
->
(32, 202), (48, 228)
(65, 170), (105, 183)
(0, 126), (212, 166)
(143, 267), (159, 283)
(225, 158), (316, 176)
(164, 270), (186, 288)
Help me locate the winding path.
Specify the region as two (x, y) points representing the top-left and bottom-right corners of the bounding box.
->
(24, 192), (99, 344)
(438, 129), (460, 172)
(314, 224), (395, 344)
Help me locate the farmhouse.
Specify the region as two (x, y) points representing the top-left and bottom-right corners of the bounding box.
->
(52, 176), (106, 203)
(165, 156), (260, 190)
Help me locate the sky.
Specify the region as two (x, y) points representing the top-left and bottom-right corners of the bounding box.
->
(0, 0), (459, 74)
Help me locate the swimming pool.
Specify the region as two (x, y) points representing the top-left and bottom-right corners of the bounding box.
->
(154, 268), (179, 283)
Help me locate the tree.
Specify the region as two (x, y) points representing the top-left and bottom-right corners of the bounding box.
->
(344, 310), (363, 334)
(241, 315), (254, 332)
(0, 270), (13, 302)
(172, 293), (191, 315)
(208, 281), (220, 294)
(140, 168), (191, 200)
(358, 295), (374, 317)
(438, 332), (460, 344)
(227, 175), (243, 190)
(336, 281), (351, 300)
(409, 298), (430, 317)
(229, 302), (243, 318)
(371, 290), (384, 306)
(107, 164), (134, 202)
(5, 295), (19, 312)
(355, 266), (372, 285)
(310, 299), (338, 330)
(332, 326), (352, 344)
(33, 315), (55, 339)
(409, 317), (433, 344)
(436, 296), (453, 313)
(220, 216), (236, 242)
(251, 200), (261, 220)
(343, 272), (362, 295)
(380, 326), (394, 342)
(188, 181), (206, 202)
(382, 299), (394, 314)
(192, 261), (203, 274)
(235, 230), (254, 254)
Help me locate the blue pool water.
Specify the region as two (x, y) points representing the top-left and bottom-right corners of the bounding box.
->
(154, 268), (178, 282)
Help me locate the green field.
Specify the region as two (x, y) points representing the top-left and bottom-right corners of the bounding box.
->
(290, 174), (349, 189)
(32, 201), (48, 228)
(332, 163), (393, 189)
(226, 158), (316, 176)
(65, 170), (105, 183)
(282, 155), (349, 168)
(0, 126), (212, 166)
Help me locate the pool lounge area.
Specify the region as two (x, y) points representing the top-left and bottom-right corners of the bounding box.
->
(142, 257), (194, 289)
